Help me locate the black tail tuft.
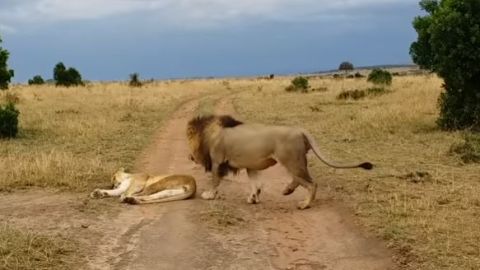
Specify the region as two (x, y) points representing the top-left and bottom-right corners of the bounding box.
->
(359, 162), (373, 170)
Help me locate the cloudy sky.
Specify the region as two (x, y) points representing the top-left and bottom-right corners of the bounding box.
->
(0, 0), (422, 82)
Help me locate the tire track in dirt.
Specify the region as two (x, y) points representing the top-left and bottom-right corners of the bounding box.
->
(116, 92), (273, 270)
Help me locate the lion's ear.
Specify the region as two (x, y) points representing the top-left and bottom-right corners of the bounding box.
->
(118, 167), (125, 173)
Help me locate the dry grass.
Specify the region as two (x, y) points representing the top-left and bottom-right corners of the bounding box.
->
(232, 75), (480, 269)
(1, 75), (479, 269)
(0, 80), (229, 192)
(0, 79), (240, 270)
(0, 223), (76, 270)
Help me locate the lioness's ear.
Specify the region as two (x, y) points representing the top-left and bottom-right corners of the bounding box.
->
(118, 167), (125, 173)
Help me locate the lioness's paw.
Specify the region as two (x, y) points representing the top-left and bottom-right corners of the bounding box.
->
(297, 201), (311, 210)
(201, 190), (217, 200)
(123, 197), (140, 205)
(90, 189), (106, 199)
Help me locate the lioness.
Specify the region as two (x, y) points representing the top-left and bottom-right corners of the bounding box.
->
(186, 114), (372, 209)
(90, 168), (196, 204)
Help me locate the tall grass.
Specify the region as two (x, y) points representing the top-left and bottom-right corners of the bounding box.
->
(0, 80), (227, 191)
(233, 74), (480, 270)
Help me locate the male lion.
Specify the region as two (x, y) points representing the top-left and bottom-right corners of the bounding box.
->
(90, 168), (196, 204)
(186, 114), (372, 209)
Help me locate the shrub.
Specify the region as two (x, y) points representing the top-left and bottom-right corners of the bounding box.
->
(337, 87), (389, 100)
(28, 75), (45, 85)
(285, 76), (309, 93)
(0, 36), (14, 90)
(368, 69), (392, 85)
(366, 87), (389, 96)
(354, 72), (365, 78)
(292, 76), (309, 89)
(285, 76), (310, 93)
(337, 89), (366, 100)
(0, 102), (19, 138)
(269, 74), (275, 80)
(410, 0), (480, 130)
(450, 133), (480, 163)
(129, 73), (142, 87)
(311, 87), (328, 92)
(53, 62), (83, 87)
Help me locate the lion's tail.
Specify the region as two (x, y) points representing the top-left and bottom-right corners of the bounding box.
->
(302, 131), (373, 170)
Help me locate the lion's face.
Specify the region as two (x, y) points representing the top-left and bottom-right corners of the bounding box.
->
(111, 167), (127, 188)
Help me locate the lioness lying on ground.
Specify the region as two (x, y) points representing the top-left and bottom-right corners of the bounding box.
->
(186, 114), (373, 209)
(90, 168), (196, 204)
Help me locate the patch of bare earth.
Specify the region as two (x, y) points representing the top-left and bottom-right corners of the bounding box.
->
(0, 94), (395, 270)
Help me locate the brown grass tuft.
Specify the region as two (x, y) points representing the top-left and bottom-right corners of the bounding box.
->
(0, 224), (76, 270)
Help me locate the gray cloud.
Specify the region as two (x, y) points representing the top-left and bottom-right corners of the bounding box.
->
(0, 0), (417, 31)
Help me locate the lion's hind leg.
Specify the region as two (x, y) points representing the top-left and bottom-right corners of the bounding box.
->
(279, 153), (317, 210)
(291, 174), (317, 210)
(124, 188), (188, 204)
(246, 169), (262, 204)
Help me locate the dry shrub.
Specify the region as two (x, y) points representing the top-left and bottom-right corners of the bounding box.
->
(450, 133), (480, 163)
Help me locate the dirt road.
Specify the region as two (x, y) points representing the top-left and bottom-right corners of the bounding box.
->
(0, 95), (395, 270)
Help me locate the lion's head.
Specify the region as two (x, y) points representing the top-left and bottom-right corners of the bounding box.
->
(111, 167), (128, 188)
(186, 114), (243, 172)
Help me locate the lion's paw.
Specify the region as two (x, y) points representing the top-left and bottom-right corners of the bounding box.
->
(247, 193), (260, 204)
(123, 197), (140, 205)
(297, 200), (311, 210)
(282, 186), (296, 196)
(201, 190), (217, 200)
(90, 189), (107, 199)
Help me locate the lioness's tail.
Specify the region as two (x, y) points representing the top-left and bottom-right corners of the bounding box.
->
(302, 131), (373, 170)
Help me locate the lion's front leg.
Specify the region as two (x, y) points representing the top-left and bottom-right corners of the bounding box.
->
(201, 168), (221, 200)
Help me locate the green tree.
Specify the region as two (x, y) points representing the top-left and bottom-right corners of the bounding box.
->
(338, 61), (354, 73)
(129, 73), (142, 87)
(0, 36), (14, 90)
(410, 0), (480, 130)
(0, 102), (19, 138)
(28, 75), (45, 85)
(53, 62), (83, 87)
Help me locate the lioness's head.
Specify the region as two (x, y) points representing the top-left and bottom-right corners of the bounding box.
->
(186, 114), (243, 171)
(111, 167), (128, 188)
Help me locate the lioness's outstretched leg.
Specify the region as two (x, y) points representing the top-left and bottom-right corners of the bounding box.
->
(90, 178), (132, 199)
(124, 188), (186, 204)
(247, 169), (262, 204)
(201, 164), (221, 200)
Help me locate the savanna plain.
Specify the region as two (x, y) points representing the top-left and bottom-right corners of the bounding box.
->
(0, 73), (479, 270)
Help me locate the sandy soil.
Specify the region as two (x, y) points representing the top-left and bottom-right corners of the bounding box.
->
(0, 95), (395, 270)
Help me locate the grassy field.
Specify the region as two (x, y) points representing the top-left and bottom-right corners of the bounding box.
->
(0, 80), (228, 270)
(0, 80), (231, 192)
(1, 74), (479, 269)
(0, 224), (76, 270)
(232, 75), (480, 269)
